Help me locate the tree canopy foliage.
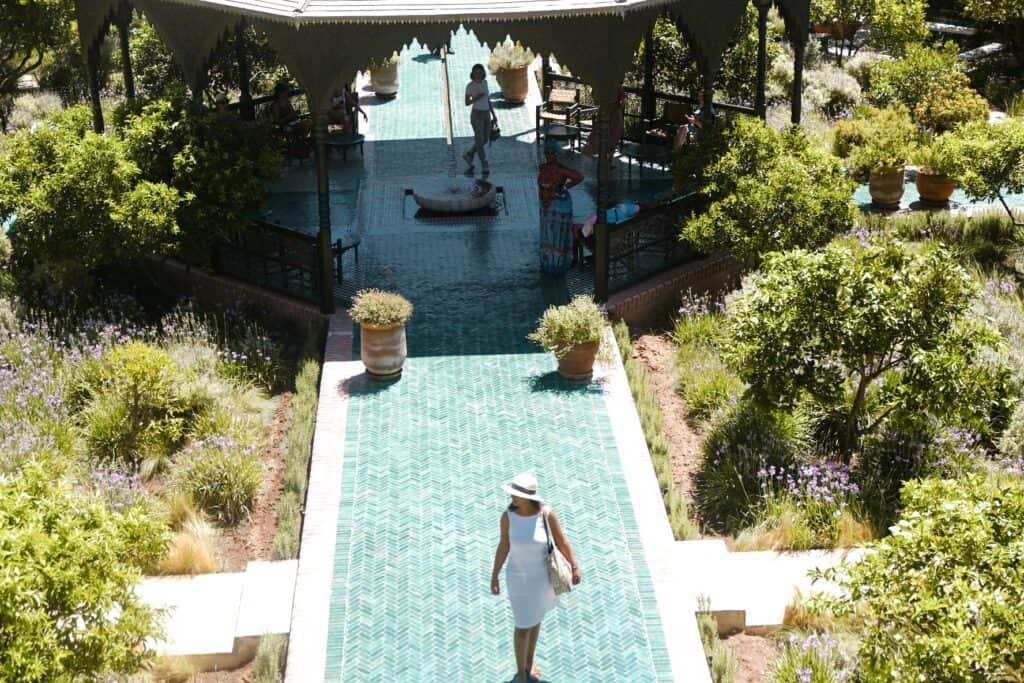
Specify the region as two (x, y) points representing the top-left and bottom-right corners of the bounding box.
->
(0, 461), (168, 682)
(724, 236), (1014, 457)
(935, 118), (1024, 225)
(677, 116), (856, 261)
(0, 0), (74, 122)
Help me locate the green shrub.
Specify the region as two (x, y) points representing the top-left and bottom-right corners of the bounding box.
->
(529, 295), (605, 358)
(254, 634), (289, 683)
(804, 65), (862, 119)
(677, 346), (744, 422)
(998, 400), (1024, 465)
(884, 209), (1016, 268)
(832, 105), (916, 176)
(0, 461), (168, 682)
(869, 0), (929, 56)
(914, 71), (989, 134)
(678, 117), (856, 262)
(827, 475), (1024, 680)
(866, 42), (960, 111)
(170, 435), (262, 525)
(933, 118), (1024, 224)
(120, 94), (282, 265)
(694, 400), (807, 533)
(348, 289), (414, 328)
(769, 632), (855, 683)
(79, 342), (190, 472)
(0, 106), (181, 293)
(7, 91), (63, 130)
(843, 51), (882, 91)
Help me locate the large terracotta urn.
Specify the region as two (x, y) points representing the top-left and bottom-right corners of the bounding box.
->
(360, 323), (407, 380)
(371, 62), (400, 99)
(495, 67), (529, 104)
(868, 167), (905, 210)
(557, 341), (599, 381)
(916, 171), (956, 206)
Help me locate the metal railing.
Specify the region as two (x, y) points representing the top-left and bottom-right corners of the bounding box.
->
(597, 192), (705, 296)
(213, 218), (322, 303)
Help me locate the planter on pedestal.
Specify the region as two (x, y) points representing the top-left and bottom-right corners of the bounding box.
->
(370, 61), (399, 99)
(495, 66), (529, 103)
(916, 171), (956, 206)
(869, 167), (905, 210)
(349, 289), (413, 382)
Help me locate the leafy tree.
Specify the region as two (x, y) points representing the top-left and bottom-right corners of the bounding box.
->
(866, 42), (960, 111)
(832, 105), (916, 177)
(628, 8), (783, 106)
(0, 0), (75, 126)
(0, 106), (181, 293)
(677, 116), (856, 262)
(962, 0), (1024, 66)
(936, 118), (1024, 225)
(724, 236), (1013, 458)
(0, 461), (169, 681)
(129, 15), (289, 100)
(820, 475), (1024, 680)
(120, 93), (281, 264)
(868, 0), (930, 56)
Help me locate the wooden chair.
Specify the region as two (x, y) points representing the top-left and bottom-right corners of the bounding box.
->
(643, 101), (692, 146)
(536, 88), (580, 147)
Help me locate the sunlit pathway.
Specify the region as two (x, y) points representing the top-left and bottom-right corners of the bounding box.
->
(285, 30), (683, 683)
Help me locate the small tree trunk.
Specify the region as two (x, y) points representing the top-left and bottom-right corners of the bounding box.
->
(843, 373), (870, 462)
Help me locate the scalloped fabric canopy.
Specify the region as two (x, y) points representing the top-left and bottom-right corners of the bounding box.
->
(74, 0), (809, 110)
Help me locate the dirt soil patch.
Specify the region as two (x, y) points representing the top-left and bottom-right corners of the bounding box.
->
(631, 333), (703, 499)
(218, 392), (293, 572)
(722, 631), (778, 682)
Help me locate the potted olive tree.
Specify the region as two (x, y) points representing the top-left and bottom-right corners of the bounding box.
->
(487, 39), (534, 104)
(528, 295), (606, 381)
(368, 54), (400, 99)
(911, 137), (957, 206)
(836, 106), (915, 210)
(349, 289), (413, 381)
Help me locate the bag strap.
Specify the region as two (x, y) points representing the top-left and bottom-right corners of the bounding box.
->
(541, 507), (554, 555)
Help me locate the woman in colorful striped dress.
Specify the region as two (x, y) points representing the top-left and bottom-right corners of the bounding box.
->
(537, 140), (583, 276)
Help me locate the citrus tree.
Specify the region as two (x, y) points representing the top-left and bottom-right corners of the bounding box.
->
(936, 118), (1024, 225)
(724, 236), (1014, 458)
(677, 116), (856, 262)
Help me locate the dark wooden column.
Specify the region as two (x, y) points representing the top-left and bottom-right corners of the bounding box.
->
(235, 25), (254, 120)
(541, 54), (551, 99)
(116, 3), (135, 102)
(791, 39), (805, 124)
(314, 112), (336, 314)
(701, 68), (715, 124)
(86, 42), (105, 133)
(641, 25), (657, 121)
(755, 0), (770, 119)
(594, 103), (611, 302)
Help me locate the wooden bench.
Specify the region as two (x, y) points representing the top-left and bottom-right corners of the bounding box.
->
(618, 142), (673, 178)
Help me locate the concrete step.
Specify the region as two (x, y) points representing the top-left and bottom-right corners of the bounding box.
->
(137, 560), (298, 671)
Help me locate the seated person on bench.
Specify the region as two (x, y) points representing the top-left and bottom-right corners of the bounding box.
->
(271, 82), (312, 138)
(674, 90), (714, 149)
(328, 84), (367, 131)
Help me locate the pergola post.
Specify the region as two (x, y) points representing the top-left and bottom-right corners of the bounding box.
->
(235, 25), (254, 120)
(314, 113), (336, 314)
(541, 54), (551, 99)
(791, 38), (805, 124)
(116, 2), (135, 102)
(754, 0), (770, 119)
(593, 103), (611, 303)
(701, 70), (714, 124)
(641, 25), (656, 121)
(86, 42), (105, 133)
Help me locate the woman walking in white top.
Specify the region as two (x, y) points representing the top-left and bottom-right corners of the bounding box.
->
(464, 63), (497, 174)
(492, 472), (582, 683)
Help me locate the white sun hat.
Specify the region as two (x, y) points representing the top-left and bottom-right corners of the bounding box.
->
(502, 471), (544, 502)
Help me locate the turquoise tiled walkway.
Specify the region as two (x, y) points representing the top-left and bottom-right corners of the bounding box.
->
(317, 30), (674, 683)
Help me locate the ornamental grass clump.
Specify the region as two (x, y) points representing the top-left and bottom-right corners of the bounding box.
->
(170, 435), (262, 525)
(769, 632), (856, 683)
(528, 295), (606, 358)
(348, 289), (413, 328)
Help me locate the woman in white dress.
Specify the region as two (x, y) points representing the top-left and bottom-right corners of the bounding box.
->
(491, 472), (582, 683)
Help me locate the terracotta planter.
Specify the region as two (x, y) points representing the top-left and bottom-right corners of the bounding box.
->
(556, 340), (600, 381)
(868, 167), (905, 210)
(916, 171), (956, 206)
(370, 63), (399, 99)
(495, 66), (529, 103)
(359, 323), (407, 381)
